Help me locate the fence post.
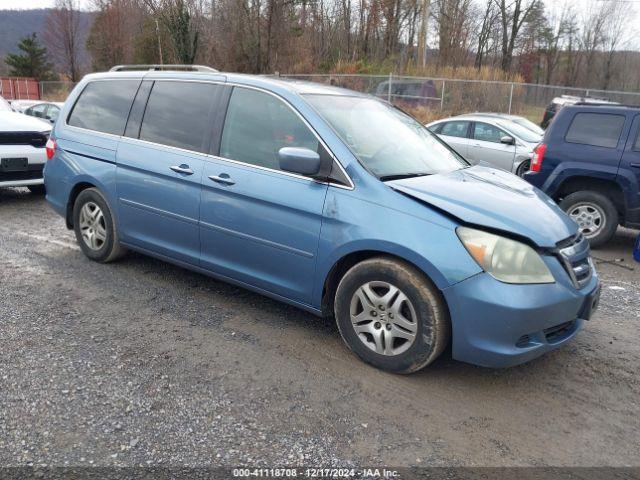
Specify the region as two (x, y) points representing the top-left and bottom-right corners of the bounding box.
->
(387, 72), (392, 103)
(441, 80), (445, 110)
(508, 83), (514, 114)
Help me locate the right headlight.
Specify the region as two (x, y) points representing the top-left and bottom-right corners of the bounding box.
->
(457, 226), (554, 284)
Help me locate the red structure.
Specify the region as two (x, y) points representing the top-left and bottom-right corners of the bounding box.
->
(0, 77), (40, 100)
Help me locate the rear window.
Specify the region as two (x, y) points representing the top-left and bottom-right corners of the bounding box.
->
(139, 81), (219, 153)
(67, 80), (140, 135)
(565, 113), (625, 148)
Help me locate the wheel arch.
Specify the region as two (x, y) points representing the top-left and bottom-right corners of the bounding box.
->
(319, 247), (451, 318)
(554, 176), (626, 217)
(65, 181), (99, 229)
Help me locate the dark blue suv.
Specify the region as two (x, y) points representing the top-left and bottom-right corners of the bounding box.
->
(525, 105), (640, 247)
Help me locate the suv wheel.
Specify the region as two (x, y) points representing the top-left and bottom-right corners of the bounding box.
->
(334, 257), (450, 374)
(560, 191), (618, 248)
(72, 188), (125, 262)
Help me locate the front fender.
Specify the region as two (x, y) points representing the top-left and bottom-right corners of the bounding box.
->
(312, 189), (482, 309)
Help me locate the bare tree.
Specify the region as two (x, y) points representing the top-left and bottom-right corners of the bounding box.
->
(44, 0), (83, 81)
(493, 0), (537, 71)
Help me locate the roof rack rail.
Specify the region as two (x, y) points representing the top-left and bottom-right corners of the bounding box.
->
(109, 64), (219, 73)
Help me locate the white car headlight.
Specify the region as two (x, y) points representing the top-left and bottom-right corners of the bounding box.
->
(457, 227), (554, 284)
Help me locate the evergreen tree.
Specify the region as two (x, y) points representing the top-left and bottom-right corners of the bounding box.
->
(5, 33), (57, 81)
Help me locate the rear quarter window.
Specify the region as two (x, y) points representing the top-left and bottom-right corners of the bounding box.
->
(565, 112), (625, 148)
(67, 80), (140, 135)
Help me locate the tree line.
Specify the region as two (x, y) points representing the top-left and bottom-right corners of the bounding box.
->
(5, 0), (640, 92)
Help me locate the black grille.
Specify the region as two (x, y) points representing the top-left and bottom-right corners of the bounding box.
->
(544, 320), (575, 343)
(0, 164), (43, 182)
(557, 235), (593, 289)
(0, 131), (48, 148)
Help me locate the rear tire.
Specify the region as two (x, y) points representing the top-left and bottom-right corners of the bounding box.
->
(72, 188), (125, 263)
(516, 160), (530, 177)
(560, 191), (618, 248)
(334, 257), (450, 374)
(28, 185), (46, 195)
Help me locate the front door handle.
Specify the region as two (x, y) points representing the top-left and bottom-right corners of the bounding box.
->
(630, 162), (640, 168)
(208, 174), (235, 186)
(170, 164), (194, 175)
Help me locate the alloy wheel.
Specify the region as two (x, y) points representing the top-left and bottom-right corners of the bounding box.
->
(568, 202), (605, 239)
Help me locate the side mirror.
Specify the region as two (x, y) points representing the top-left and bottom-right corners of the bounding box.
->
(278, 147), (321, 176)
(500, 135), (515, 145)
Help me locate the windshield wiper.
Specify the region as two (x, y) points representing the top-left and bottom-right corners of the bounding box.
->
(379, 173), (431, 181)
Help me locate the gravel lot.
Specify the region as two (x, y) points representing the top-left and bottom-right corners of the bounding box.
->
(1, 187), (639, 468)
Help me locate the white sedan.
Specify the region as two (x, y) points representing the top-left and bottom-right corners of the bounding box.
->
(0, 111), (52, 193)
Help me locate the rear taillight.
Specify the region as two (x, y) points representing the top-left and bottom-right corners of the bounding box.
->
(531, 143), (546, 172)
(45, 137), (57, 160)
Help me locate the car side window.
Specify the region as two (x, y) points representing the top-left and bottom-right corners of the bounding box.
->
(68, 80), (140, 135)
(566, 113), (625, 149)
(473, 122), (508, 143)
(441, 121), (470, 138)
(634, 127), (640, 151)
(29, 104), (47, 118)
(139, 81), (219, 153)
(219, 87), (319, 172)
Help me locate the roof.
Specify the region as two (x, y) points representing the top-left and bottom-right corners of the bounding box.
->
(82, 70), (369, 98)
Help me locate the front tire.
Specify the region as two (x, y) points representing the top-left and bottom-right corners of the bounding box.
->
(560, 191), (618, 248)
(72, 188), (125, 263)
(334, 257), (450, 374)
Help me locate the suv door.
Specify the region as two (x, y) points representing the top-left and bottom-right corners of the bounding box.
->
(468, 121), (516, 171)
(117, 80), (224, 265)
(618, 115), (640, 226)
(199, 86), (330, 304)
(436, 121), (471, 159)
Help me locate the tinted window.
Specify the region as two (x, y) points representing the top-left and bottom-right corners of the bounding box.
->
(68, 80), (139, 135)
(220, 87), (319, 171)
(566, 113), (625, 148)
(473, 122), (508, 143)
(441, 121), (470, 138)
(139, 81), (218, 153)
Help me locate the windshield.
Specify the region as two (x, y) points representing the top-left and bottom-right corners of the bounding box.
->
(496, 119), (542, 143)
(305, 94), (467, 179)
(511, 117), (544, 136)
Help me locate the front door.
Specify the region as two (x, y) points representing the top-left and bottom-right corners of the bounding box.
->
(468, 121), (516, 171)
(117, 80), (223, 265)
(199, 86), (329, 304)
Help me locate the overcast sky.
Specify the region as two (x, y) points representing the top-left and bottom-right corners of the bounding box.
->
(2, 0), (639, 50)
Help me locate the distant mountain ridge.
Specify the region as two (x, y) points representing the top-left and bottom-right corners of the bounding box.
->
(0, 8), (94, 76)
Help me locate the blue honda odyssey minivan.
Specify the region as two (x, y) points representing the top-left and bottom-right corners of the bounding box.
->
(44, 66), (600, 373)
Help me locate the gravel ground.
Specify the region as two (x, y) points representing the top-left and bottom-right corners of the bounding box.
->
(0, 187), (639, 468)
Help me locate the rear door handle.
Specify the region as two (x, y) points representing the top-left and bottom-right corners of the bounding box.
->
(170, 164), (194, 175)
(208, 174), (235, 186)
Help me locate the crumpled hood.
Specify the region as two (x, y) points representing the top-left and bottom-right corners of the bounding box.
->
(389, 166), (577, 248)
(0, 111), (51, 132)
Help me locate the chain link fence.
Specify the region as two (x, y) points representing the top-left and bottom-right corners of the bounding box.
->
(280, 74), (640, 124)
(36, 75), (640, 125)
(40, 81), (78, 102)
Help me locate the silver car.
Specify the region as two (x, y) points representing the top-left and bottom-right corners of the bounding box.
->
(427, 114), (543, 176)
